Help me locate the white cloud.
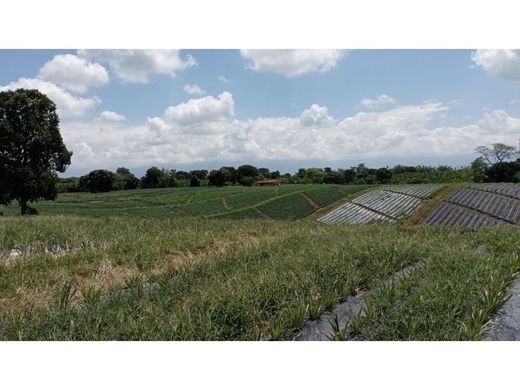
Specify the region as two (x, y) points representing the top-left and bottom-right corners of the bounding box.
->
(510, 98), (520, 105)
(240, 49), (347, 77)
(37, 54), (109, 93)
(300, 104), (334, 127)
(472, 50), (520, 81)
(183, 84), (206, 96)
(359, 94), (397, 109)
(73, 142), (95, 158)
(78, 49), (196, 83)
(98, 111), (126, 122)
(0, 78), (101, 118)
(218, 76), (230, 83)
(59, 92), (520, 171)
(163, 91), (234, 125)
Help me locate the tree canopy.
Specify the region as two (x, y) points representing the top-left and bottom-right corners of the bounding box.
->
(475, 143), (518, 165)
(0, 89), (72, 214)
(79, 170), (117, 192)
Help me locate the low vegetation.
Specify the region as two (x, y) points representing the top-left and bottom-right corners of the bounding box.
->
(1, 216), (518, 340)
(0, 184), (370, 220)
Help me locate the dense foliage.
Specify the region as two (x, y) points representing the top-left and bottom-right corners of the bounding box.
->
(0, 89), (72, 214)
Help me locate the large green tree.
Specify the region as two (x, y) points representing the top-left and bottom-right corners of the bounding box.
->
(0, 89), (72, 215)
(79, 170), (117, 192)
(115, 167), (139, 190)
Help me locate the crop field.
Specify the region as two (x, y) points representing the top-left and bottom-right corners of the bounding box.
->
(256, 193), (317, 219)
(0, 184), (368, 220)
(1, 215), (519, 341)
(318, 184), (444, 224)
(424, 183), (520, 227)
(1, 183), (520, 341)
(303, 186), (358, 207)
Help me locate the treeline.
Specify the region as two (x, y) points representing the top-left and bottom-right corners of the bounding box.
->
(59, 167), (206, 193)
(58, 163), (487, 193)
(471, 158), (520, 183)
(288, 164), (474, 185)
(58, 165), (280, 193)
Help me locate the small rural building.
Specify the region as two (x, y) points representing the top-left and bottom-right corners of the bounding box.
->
(255, 179), (283, 186)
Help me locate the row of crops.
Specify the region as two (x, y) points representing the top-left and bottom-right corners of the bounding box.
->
(212, 185), (372, 220)
(424, 183), (520, 227)
(1, 184), (370, 219)
(317, 184), (444, 225)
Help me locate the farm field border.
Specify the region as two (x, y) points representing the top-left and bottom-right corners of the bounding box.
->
(403, 183), (463, 227)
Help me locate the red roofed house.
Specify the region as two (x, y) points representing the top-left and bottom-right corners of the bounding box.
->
(254, 179), (283, 186)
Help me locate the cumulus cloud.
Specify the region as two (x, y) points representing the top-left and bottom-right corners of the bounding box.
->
(472, 50), (520, 81)
(359, 94), (397, 109)
(163, 91), (234, 125)
(240, 49), (347, 77)
(57, 91), (520, 171)
(78, 49), (196, 83)
(37, 54), (109, 93)
(218, 76), (230, 83)
(0, 77), (101, 118)
(98, 110), (126, 122)
(300, 104), (334, 127)
(183, 84), (206, 96)
(73, 142), (95, 158)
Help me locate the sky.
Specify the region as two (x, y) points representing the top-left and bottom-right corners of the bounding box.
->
(1, 49), (520, 176)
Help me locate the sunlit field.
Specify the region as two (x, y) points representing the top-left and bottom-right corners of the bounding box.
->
(1, 185), (519, 340)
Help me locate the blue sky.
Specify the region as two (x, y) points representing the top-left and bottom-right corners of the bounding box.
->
(1, 49), (520, 176)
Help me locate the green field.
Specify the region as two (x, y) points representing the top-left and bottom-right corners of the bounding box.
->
(0, 184), (370, 219)
(1, 184), (519, 341)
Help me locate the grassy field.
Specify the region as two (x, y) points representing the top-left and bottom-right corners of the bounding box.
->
(0, 184), (371, 219)
(0, 212), (519, 340)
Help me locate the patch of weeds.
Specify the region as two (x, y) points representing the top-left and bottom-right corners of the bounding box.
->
(81, 286), (103, 308)
(123, 275), (144, 297)
(363, 301), (377, 322)
(308, 298), (324, 321)
(348, 314), (365, 337)
(288, 304), (308, 331)
(461, 272), (516, 340)
(55, 280), (77, 310)
(324, 296), (338, 311)
(326, 314), (349, 341)
(270, 315), (284, 341)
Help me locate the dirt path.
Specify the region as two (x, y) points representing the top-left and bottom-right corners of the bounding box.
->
(300, 193), (319, 209)
(253, 207), (273, 220)
(483, 274), (520, 341)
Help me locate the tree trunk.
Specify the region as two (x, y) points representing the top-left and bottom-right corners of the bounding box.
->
(20, 200), (28, 215)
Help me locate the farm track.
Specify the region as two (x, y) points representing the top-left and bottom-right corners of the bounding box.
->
(424, 184), (520, 227)
(287, 262), (423, 341)
(300, 193), (319, 209)
(222, 199), (230, 210)
(253, 207), (272, 219)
